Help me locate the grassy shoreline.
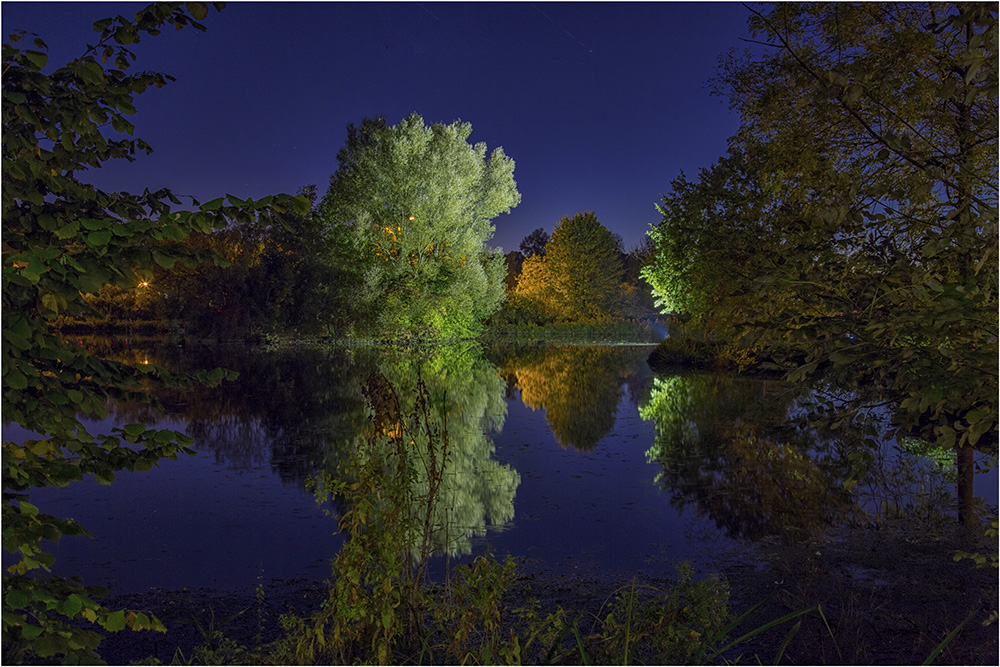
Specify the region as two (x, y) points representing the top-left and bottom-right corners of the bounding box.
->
(88, 518), (997, 666)
(52, 319), (668, 347)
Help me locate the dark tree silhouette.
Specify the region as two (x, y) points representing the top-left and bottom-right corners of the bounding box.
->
(519, 227), (549, 257)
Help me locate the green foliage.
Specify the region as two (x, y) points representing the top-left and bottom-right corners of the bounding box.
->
(78, 281), (161, 324)
(425, 553), (518, 664)
(954, 514), (1000, 569)
(732, 3), (997, 451)
(586, 564), (730, 665)
(167, 599), (257, 666)
(1, 3), (307, 662)
(641, 149), (800, 368)
(647, 3), (998, 462)
(153, 185), (353, 338)
(546, 212), (623, 321)
(644, 323), (734, 371)
(2, 575), (167, 662)
(694, 597), (841, 666)
(320, 112), (521, 338)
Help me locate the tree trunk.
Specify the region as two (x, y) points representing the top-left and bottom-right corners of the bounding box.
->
(956, 444), (975, 525)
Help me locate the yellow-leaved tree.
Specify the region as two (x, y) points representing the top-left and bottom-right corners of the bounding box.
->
(514, 211), (623, 322)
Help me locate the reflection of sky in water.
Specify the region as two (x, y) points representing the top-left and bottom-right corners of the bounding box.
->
(2, 382), (733, 592)
(2, 417), (343, 593)
(3, 344), (994, 594)
(1, 360), (733, 592)
(481, 391), (736, 580)
(975, 455), (999, 502)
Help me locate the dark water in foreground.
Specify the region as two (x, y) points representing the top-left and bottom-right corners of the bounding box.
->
(3, 339), (996, 593)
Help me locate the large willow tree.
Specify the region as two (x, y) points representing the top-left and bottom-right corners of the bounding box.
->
(320, 113), (520, 338)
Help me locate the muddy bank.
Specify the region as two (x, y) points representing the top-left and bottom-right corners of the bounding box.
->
(93, 520), (996, 665)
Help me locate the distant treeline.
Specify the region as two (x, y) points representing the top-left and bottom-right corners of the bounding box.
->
(62, 162), (658, 340)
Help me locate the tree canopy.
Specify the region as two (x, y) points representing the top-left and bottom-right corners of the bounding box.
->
(515, 211), (623, 322)
(319, 113), (520, 338)
(643, 148), (782, 318)
(642, 146), (804, 363)
(643, 2), (997, 481)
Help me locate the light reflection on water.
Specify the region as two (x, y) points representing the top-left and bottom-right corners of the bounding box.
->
(2, 339), (994, 593)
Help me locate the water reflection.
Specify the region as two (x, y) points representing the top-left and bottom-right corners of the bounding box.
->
(92, 338), (520, 559)
(101, 342), (369, 482)
(10, 338), (986, 593)
(493, 346), (653, 451)
(639, 374), (859, 540)
(345, 345), (520, 559)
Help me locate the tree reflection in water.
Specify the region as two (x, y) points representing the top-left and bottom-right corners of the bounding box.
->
(639, 373), (860, 541)
(95, 338), (520, 559)
(494, 345), (652, 451)
(42, 336), (979, 588)
(99, 341), (370, 482)
(345, 344), (520, 559)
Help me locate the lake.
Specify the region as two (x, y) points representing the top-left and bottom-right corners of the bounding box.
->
(3, 337), (996, 595)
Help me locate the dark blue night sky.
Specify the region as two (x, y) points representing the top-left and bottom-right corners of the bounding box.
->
(2, 1), (753, 252)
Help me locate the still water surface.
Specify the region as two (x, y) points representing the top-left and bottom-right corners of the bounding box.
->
(4, 339), (994, 594)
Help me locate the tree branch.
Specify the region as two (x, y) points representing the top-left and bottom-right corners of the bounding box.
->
(741, 2), (996, 212)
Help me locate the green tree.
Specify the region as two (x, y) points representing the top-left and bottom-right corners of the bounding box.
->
(1, 3), (307, 661)
(644, 150), (761, 318)
(648, 3), (997, 505)
(642, 146), (802, 363)
(319, 113), (521, 338)
(78, 280), (161, 325)
(734, 3), (995, 476)
(155, 184), (359, 338)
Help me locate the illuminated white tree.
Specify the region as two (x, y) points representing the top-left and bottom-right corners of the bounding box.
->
(321, 113), (521, 337)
